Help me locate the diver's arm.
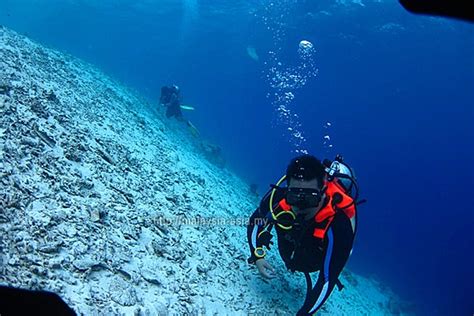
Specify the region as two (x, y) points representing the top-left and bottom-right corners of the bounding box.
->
(246, 206), (273, 264)
(247, 204), (276, 279)
(246, 190), (275, 264)
(297, 214), (355, 315)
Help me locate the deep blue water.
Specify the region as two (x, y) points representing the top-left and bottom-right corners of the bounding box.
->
(1, 0), (473, 314)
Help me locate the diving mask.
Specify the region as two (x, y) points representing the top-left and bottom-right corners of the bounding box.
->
(286, 187), (322, 209)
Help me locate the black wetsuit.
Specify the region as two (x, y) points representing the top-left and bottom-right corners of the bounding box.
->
(247, 188), (357, 315)
(160, 86), (183, 120)
(165, 93), (183, 119)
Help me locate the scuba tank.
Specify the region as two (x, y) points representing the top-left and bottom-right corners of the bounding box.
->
(323, 154), (363, 207)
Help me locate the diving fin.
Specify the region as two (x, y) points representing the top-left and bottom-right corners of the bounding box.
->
(186, 120), (200, 137)
(180, 105), (195, 111)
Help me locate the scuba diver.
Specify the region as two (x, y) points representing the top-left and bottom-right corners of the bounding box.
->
(159, 84), (200, 137)
(160, 84), (184, 120)
(246, 154), (362, 315)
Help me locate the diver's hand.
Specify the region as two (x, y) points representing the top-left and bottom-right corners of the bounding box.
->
(255, 259), (276, 279)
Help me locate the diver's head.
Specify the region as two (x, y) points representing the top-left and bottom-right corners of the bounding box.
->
(285, 155), (326, 212)
(171, 85), (180, 94)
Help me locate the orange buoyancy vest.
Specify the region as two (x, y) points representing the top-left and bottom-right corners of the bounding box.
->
(277, 180), (356, 240)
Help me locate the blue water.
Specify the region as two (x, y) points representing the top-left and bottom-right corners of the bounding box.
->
(1, 0), (473, 314)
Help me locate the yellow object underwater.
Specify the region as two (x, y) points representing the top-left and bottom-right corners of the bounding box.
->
(269, 175), (295, 230)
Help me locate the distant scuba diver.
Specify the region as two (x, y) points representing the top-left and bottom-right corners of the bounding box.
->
(159, 84), (200, 137)
(247, 154), (364, 315)
(160, 84), (184, 120)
